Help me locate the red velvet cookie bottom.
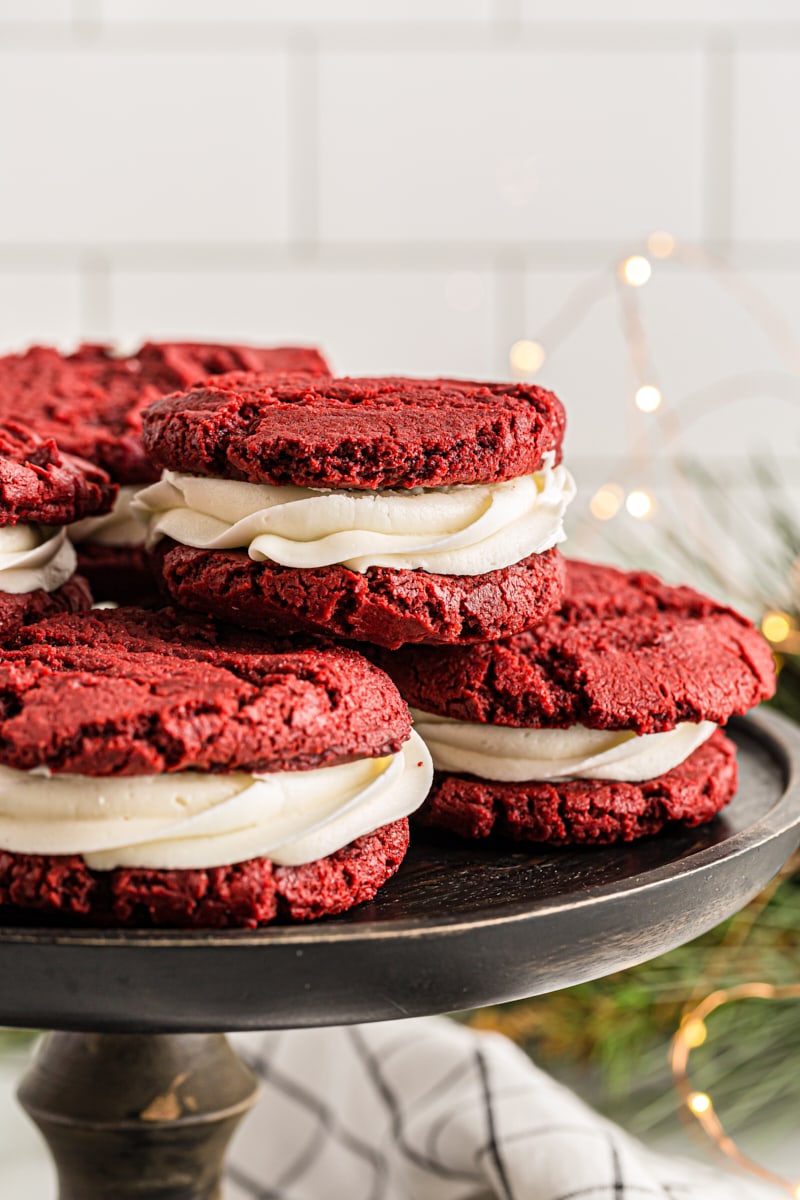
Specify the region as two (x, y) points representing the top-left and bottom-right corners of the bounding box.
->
(0, 819), (409, 929)
(416, 731), (737, 845)
(75, 543), (161, 606)
(0, 575), (92, 642)
(156, 543), (566, 649)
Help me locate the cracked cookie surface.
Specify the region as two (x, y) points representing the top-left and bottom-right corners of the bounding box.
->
(142, 374), (566, 490)
(378, 560), (776, 733)
(0, 636), (410, 775)
(0, 420), (115, 526)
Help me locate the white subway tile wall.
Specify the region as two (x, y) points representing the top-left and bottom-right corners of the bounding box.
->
(318, 50), (705, 245)
(520, 0), (799, 21)
(734, 51), (800, 241)
(101, 1), (494, 23)
(0, 51), (289, 245)
(109, 267), (498, 377)
(0, 0), (797, 466)
(0, 271), (83, 349)
(1, 1), (71, 21)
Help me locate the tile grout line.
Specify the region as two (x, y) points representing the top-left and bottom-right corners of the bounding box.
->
(493, 0), (523, 28)
(3, 22), (800, 54)
(70, 0), (103, 40)
(79, 251), (112, 341)
(5, 240), (800, 274)
(493, 256), (525, 378)
(702, 32), (735, 247)
(40, 235), (800, 257)
(287, 33), (320, 255)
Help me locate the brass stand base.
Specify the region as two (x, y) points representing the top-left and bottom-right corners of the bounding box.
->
(18, 1032), (259, 1200)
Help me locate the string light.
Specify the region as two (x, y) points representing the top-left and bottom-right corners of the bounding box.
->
(635, 385), (662, 413)
(589, 483), (624, 521)
(671, 983), (800, 1197)
(625, 489), (655, 519)
(680, 1018), (707, 1048)
(517, 239), (800, 1194)
(761, 610), (793, 645)
(647, 230), (676, 259)
(509, 339), (546, 376)
(519, 243), (800, 652)
(619, 255), (652, 287)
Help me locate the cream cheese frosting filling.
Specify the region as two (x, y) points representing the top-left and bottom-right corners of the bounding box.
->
(0, 731), (433, 871)
(409, 711), (718, 784)
(132, 452), (576, 576)
(69, 485), (147, 548)
(0, 525), (77, 594)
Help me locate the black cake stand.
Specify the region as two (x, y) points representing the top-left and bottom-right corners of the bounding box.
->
(2, 709), (799, 1199)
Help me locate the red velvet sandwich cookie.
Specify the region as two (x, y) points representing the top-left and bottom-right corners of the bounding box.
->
(0, 627), (431, 928)
(377, 560), (776, 845)
(0, 422), (116, 640)
(0, 341), (330, 603)
(0, 342), (331, 484)
(138, 374), (574, 648)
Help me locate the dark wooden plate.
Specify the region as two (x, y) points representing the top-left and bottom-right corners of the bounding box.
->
(0, 709), (798, 1033)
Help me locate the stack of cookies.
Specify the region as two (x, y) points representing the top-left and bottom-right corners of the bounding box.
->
(0, 341), (328, 603)
(0, 344), (776, 929)
(379, 560), (774, 845)
(136, 373), (572, 646)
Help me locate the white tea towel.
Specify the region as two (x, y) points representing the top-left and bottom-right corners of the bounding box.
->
(227, 1017), (780, 1200)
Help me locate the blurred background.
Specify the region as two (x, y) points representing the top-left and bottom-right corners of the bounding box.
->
(1, 1), (800, 1194)
(1, 1), (798, 469)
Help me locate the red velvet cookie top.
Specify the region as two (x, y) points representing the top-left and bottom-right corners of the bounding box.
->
(13, 604), (313, 657)
(0, 345), (168, 485)
(0, 342), (330, 485)
(0, 421), (116, 526)
(141, 374), (566, 490)
(137, 341), (330, 388)
(379, 560), (776, 735)
(0, 634), (410, 776)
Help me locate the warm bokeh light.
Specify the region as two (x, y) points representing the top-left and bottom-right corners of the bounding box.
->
(509, 339), (546, 375)
(625, 489), (655, 519)
(681, 1019), (708, 1049)
(688, 1092), (712, 1115)
(619, 255), (652, 286)
(762, 611), (793, 644)
(672, 985), (800, 1193)
(647, 230), (676, 258)
(589, 483), (624, 521)
(635, 384), (662, 413)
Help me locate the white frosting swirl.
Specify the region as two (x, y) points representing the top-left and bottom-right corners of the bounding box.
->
(0, 731), (432, 871)
(0, 525), (76, 594)
(69, 485), (147, 548)
(410, 710), (718, 783)
(132, 453), (576, 576)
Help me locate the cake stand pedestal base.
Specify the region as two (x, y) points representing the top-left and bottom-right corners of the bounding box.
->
(17, 1031), (259, 1200)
